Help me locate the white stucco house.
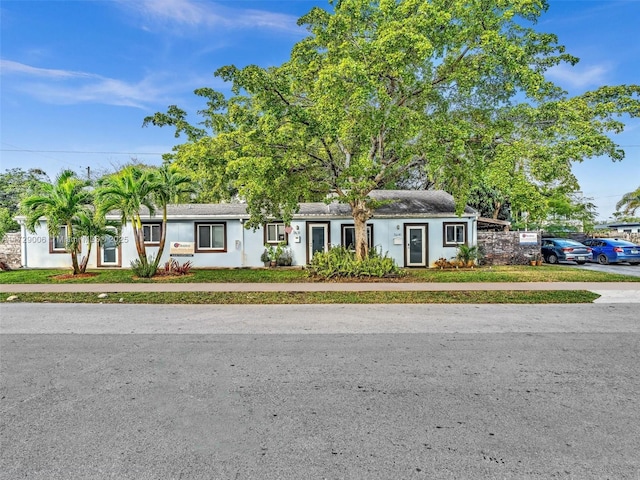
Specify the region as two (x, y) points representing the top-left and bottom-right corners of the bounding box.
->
(16, 190), (478, 269)
(604, 222), (640, 234)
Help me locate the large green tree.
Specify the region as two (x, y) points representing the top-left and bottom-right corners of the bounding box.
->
(21, 170), (93, 274)
(0, 168), (49, 240)
(146, 0), (640, 259)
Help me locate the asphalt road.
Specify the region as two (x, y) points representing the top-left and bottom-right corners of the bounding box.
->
(2, 304), (639, 480)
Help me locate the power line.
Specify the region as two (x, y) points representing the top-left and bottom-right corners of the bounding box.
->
(2, 146), (639, 155)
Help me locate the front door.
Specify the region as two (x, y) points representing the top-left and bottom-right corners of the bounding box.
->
(405, 224), (427, 267)
(98, 229), (120, 267)
(307, 223), (329, 263)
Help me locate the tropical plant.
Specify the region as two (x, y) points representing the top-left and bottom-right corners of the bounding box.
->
(158, 258), (193, 276)
(96, 165), (158, 276)
(21, 169), (93, 274)
(616, 186), (640, 217)
(455, 244), (481, 267)
(307, 246), (403, 279)
(149, 163), (196, 271)
(264, 242), (285, 265)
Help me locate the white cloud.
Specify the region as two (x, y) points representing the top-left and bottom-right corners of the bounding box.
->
(0, 59), (100, 79)
(116, 0), (302, 34)
(1, 59), (222, 109)
(546, 63), (610, 90)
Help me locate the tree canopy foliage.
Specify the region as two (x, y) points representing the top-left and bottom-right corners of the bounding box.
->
(0, 168), (49, 240)
(615, 186), (640, 219)
(145, 0), (640, 258)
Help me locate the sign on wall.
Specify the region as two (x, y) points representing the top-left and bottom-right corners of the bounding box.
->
(518, 232), (538, 245)
(169, 242), (194, 257)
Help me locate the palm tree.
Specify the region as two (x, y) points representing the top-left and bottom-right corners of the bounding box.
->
(96, 166), (158, 272)
(21, 170), (93, 274)
(150, 164), (196, 270)
(72, 211), (122, 273)
(616, 186), (640, 217)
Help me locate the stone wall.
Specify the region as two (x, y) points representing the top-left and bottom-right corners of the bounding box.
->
(0, 232), (22, 269)
(478, 231), (541, 266)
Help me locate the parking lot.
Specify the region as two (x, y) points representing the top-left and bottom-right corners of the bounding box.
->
(562, 261), (640, 277)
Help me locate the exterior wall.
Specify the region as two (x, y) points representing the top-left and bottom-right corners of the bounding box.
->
(478, 231), (541, 266)
(17, 215), (478, 269)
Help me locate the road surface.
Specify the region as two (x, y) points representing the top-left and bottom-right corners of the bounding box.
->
(2, 304), (639, 479)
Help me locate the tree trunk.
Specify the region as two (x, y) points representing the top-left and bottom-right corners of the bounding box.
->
(132, 216), (148, 266)
(79, 242), (92, 273)
(68, 222), (81, 275)
(70, 251), (81, 275)
(351, 199), (372, 261)
(152, 205), (168, 271)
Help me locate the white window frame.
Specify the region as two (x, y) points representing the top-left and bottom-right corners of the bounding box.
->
(142, 223), (162, 245)
(265, 222), (287, 244)
(443, 223), (466, 246)
(195, 223), (226, 252)
(51, 225), (68, 252)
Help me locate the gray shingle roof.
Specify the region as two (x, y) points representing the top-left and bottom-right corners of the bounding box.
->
(128, 190), (475, 220)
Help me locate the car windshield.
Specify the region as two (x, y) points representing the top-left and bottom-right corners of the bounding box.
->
(558, 240), (584, 246)
(608, 240), (636, 247)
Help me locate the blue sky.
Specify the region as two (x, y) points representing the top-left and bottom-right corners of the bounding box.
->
(1, 0), (638, 221)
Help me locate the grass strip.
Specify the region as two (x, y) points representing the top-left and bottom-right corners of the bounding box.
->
(1, 265), (638, 284)
(2, 290), (600, 304)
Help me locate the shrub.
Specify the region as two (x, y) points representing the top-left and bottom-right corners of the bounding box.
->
(455, 244), (481, 267)
(131, 257), (157, 278)
(307, 246), (404, 279)
(277, 247), (293, 266)
(158, 259), (193, 276)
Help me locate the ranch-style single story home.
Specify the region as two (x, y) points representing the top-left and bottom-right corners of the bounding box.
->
(16, 190), (478, 269)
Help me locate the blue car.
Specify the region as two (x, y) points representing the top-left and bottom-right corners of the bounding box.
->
(582, 238), (640, 265)
(541, 238), (592, 265)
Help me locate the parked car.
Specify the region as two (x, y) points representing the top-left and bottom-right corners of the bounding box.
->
(581, 238), (640, 265)
(541, 238), (592, 265)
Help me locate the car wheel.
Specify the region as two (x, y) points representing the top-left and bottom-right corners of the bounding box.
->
(547, 254), (558, 264)
(598, 254), (609, 265)
(576, 261), (586, 265)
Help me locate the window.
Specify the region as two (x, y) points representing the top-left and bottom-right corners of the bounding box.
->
(265, 222), (287, 244)
(50, 225), (68, 253)
(195, 223), (226, 252)
(341, 224), (373, 250)
(443, 223), (466, 246)
(142, 223), (162, 244)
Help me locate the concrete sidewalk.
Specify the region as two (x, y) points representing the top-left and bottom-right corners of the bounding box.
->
(2, 281), (640, 302)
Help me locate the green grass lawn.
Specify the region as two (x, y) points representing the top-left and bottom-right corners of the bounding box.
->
(1, 290), (600, 304)
(0, 265), (638, 284)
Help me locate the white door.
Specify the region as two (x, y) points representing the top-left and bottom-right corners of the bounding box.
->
(405, 225), (427, 267)
(307, 223), (329, 262)
(99, 229), (119, 266)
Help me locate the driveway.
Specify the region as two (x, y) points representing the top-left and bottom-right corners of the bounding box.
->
(561, 261), (640, 278)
